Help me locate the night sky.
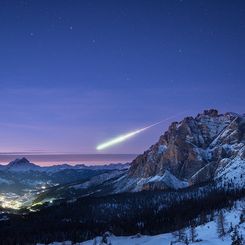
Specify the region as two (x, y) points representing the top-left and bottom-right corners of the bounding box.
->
(0, 0), (245, 157)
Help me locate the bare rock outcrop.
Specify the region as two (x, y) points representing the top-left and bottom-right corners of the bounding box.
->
(126, 109), (245, 189)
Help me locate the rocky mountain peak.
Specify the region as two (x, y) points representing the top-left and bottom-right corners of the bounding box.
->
(7, 157), (37, 170)
(126, 109), (245, 190)
(203, 109), (219, 117)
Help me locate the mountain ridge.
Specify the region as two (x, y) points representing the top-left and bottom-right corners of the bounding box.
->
(111, 109), (245, 192)
(0, 157), (129, 172)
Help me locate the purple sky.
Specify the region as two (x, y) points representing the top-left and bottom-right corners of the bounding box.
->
(0, 0), (244, 157)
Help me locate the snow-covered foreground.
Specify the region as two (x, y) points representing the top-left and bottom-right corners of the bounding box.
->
(40, 200), (245, 245)
(81, 217), (243, 245)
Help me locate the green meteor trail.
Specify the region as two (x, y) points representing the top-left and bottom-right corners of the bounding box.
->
(96, 113), (186, 151)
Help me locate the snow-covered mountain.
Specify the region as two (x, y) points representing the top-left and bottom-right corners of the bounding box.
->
(112, 109), (245, 192)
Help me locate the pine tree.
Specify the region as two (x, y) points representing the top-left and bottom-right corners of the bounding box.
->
(216, 211), (227, 238)
(93, 237), (97, 245)
(239, 211), (245, 224)
(172, 229), (186, 242)
(189, 224), (198, 242)
(184, 235), (189, 245)
(228, 222), (234, 233)
(231, 226), (243, 245)
(100, 232), (112, 245)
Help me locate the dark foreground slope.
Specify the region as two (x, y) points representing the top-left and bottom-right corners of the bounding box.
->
(0, 183), (244, 245)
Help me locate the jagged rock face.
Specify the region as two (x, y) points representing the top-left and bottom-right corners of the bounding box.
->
(128, 109), (245, 186)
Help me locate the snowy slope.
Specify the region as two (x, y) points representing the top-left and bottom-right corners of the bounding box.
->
(112, 170), (188, 193)
(215, 145), (245, 189)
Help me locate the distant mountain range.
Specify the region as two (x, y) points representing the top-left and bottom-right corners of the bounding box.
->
(0, 157), (129, 195)
(0, 157), (129, 172)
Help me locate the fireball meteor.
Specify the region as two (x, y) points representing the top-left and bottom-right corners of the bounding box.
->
(96, 125), (153, 151)
(96, 113), (185, 151)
